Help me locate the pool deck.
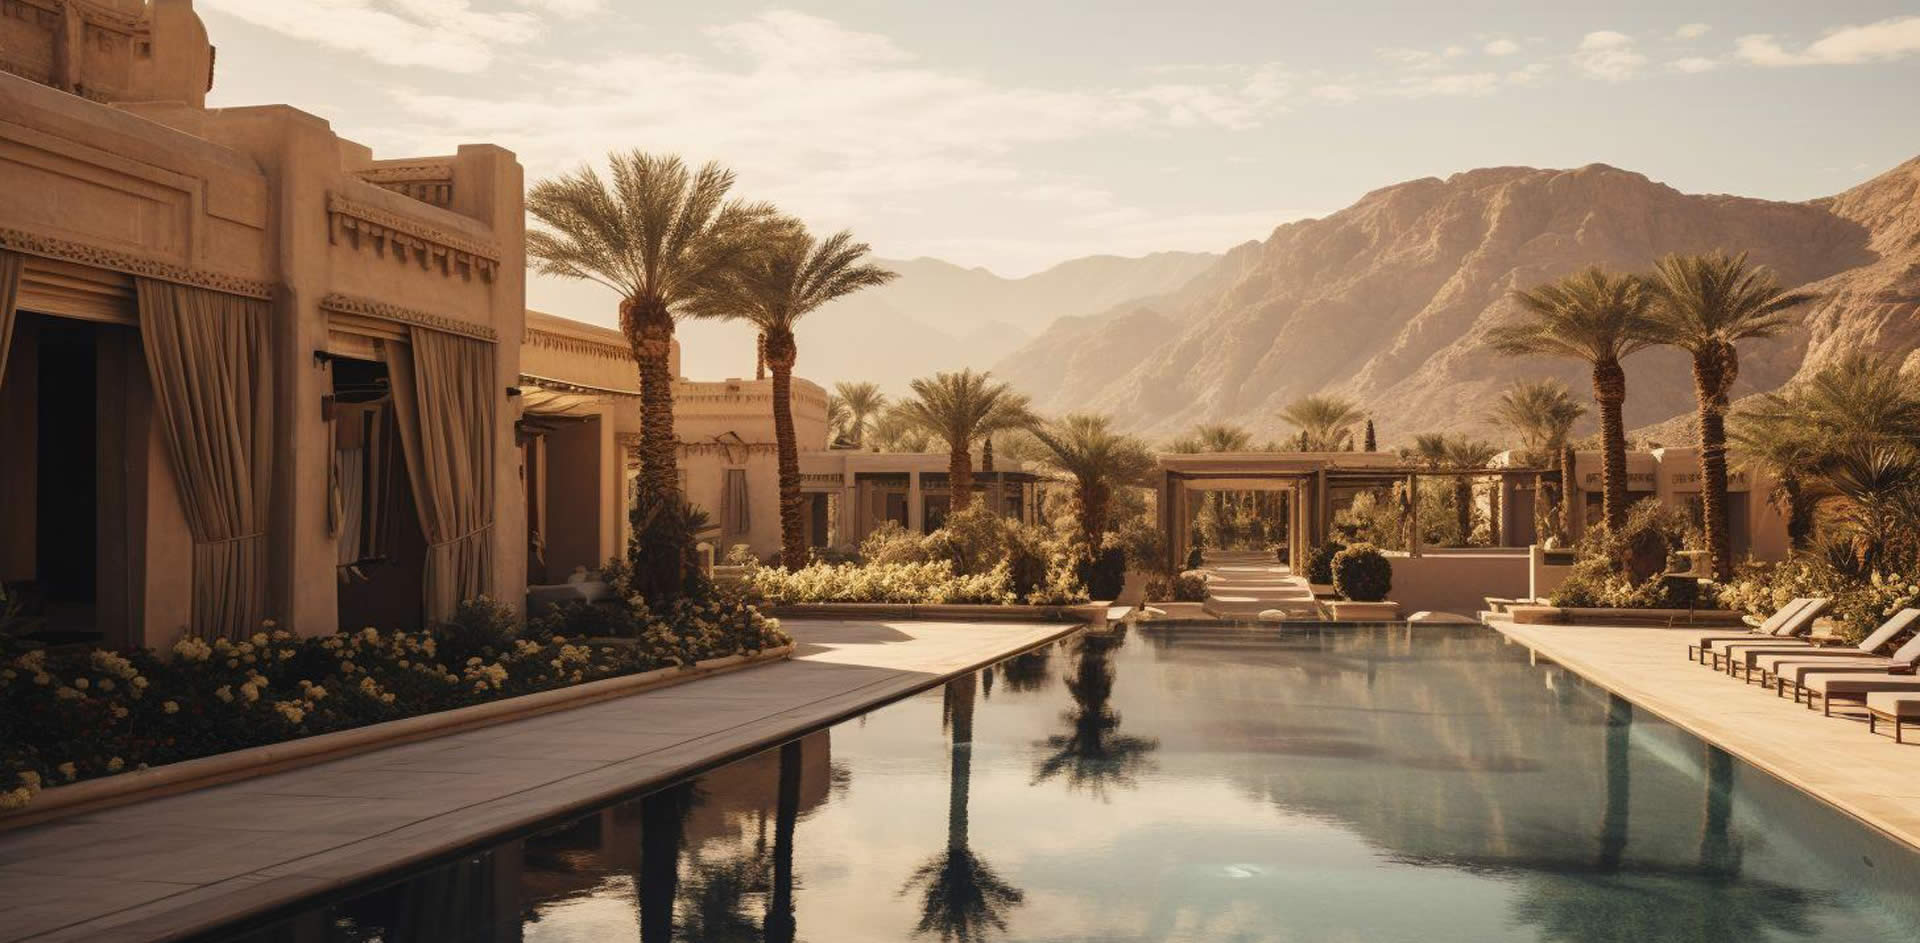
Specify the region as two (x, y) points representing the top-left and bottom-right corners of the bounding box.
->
(0, 618), (1076, 943)
(1488, 618), (1920, 852)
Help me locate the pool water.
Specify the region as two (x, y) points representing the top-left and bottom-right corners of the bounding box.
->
(209, 624), (1920, 942)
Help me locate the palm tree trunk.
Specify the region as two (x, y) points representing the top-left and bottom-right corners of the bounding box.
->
(946, 677), (975, 851)
(1692, 347), (1735, 580)
(622, 297), (680, 503)
(1560, 444), (1578, 542)
(767, 329), (806, 569)
(1454, 476), (1472, 545)
(1079, 479), (1110, 547)
(948, 445), (973, 513)
(755, 331), (767, 381)
(638, 785), (689, 943)
(1592, 359), (1630, 532)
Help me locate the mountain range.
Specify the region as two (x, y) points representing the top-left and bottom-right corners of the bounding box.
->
(991, 155), (1920, 447)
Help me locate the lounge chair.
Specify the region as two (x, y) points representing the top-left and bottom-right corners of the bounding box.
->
(1696, 598), (1829, 670)
(1768, 632), (1920, 701)
(1689, 597), (1810, 663)
(1731, 608), (1920, 684)
(1801, 669), (1920, 716)
(1866, 692), (1920, 743)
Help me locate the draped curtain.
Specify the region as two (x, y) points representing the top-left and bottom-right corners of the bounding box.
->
(722, 467), (751, 535)
(135, 278), (275, 640)
(387, 326), (496, 624)
(0, 250), (20, 390)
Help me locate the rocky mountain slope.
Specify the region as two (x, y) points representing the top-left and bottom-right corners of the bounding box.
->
(994, 158), (1920, 447)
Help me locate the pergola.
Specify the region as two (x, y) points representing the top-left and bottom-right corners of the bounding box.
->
(1153, 452), (1551, 572)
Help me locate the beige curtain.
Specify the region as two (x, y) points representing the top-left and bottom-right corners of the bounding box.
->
(135, 278), (275, 640)
(387, 326), (496, 624)
(0, 250), (20, 390)
(722, 467), (751, 535)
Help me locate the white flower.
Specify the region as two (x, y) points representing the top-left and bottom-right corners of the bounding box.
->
(162, 700), (180, 714)
(106, 757), (125, 773)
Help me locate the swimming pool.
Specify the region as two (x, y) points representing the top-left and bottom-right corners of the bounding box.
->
(205, 623), (1920, 942)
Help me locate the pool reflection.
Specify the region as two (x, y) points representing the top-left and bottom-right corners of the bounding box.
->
(208, 625), (1920, 943)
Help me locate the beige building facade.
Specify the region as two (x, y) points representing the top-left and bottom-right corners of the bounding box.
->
(0, 1), (525, 647)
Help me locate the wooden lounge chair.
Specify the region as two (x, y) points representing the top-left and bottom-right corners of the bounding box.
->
(1731, 608), (1920, 683)
(1802, 670), (1920, 716)
(1866, 692), (1920, 743)
(1768, 632), (1920, 701)
(1694, 598), (1828, 670)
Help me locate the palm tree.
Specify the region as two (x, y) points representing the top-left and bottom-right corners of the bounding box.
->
(1490, 379), (1587, 543)
(1405, 432), (1451, 469)
(896, 370), (1032, 513)
(1492, 267), (1661, 532)
(903, 675), (1025, 941)
(691, 227), (897, 568)
(1032, 633), (1159, 800)
(871, 406), (932, 453)
(1191, 422), (1253, 452)
(1278, 394), (1365, 451)
(836, 381), (888, 449)
(1446, 437), (1500, 544)
(1646, 251), (1816, 578)
(1023, 414), (1156, 546)
(826, 393), (853, 447)
(527, 151), (777, 506)
(1730, 406), (1821, 550)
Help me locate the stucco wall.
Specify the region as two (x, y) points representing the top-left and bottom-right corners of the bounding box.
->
(1387, 550), (1531, 616)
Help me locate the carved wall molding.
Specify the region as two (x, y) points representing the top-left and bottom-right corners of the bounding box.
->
(326, 192), (498, 283)
(0, 225), (273, 299)
(356, 163), (454, 209)
(320, 292), (499, 343)
(524, 326), (634, 363)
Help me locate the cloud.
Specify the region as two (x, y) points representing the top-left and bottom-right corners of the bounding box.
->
(1483, 38), (1520, 56)
(1311, 83), (1360, 103)
(1669, 56), (1719, 74)
(1735, 15), (1920, 66)
(198, 0), (560, 72)
(1572, 30), (1646, 81)
(1673, 23), (1711, 40)
(1388, 72), (1501, 98)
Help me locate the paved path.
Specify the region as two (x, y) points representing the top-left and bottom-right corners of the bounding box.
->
(0, 619), (1075, 943)
(1198, 550), (1320, 619)
(1489, 618), (1920, 851)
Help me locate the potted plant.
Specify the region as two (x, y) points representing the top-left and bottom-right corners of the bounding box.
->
(1329, 543), (1399, 621)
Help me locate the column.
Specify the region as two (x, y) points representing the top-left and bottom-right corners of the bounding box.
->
(907, 471), (924, 533)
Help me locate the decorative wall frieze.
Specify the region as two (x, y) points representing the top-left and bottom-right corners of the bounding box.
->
(326, 192), (498, 283)
(355, 163), (455, 209)
(320, 292), (498, 342)
(0, 225), (273, 299)
(524, 326), (634, 363)
(517, 372), (637, 398)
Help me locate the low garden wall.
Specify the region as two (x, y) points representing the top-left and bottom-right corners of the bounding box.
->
(1387, 549), (1530, 616)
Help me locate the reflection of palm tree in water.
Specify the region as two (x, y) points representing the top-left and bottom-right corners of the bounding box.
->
(638, 781), (698, 943)
(1510, 700), (1817, 942)
(901, 674), (1026, 941)
(1033, 632), (1159, 800)
(996, 646), (1053, 693)
(764, 739), (802, 943)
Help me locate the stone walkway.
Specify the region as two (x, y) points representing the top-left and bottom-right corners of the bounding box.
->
(1489, 618), (1920, 851)
(1198, 550), (1320, 619)
(0, 619), (1076, 943)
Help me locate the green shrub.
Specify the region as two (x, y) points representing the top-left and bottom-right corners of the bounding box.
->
(859, 521), (929, 566)
(742, 559), (1017, 605)
(1145, 572), (1209, 603)
(1331, 543), (1392, 602)
(1306, 541), (1348, 585)
(434, 596), (520, 666)
(1076, 538), (1128, 601)
(1546, 501), (1701, 609)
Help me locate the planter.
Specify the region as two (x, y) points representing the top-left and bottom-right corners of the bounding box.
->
(1329, 600), (1400, 621)
(1509, 605), (1568, 625)
(1309, 583), (1338, 598)
(1, 644), (795, 831)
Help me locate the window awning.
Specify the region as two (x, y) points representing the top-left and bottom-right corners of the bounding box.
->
(517, 373), (636, 418)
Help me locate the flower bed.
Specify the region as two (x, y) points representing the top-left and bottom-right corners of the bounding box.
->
(1, 595), (788, 812)
(741, 558), (1089, 606)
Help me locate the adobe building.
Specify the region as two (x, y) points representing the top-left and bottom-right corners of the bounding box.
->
(0, 0), (525, 647)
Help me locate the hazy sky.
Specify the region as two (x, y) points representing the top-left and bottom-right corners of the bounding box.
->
(202, 1), (1920, 288)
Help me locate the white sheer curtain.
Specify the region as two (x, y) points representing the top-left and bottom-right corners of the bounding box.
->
(135, 278), (275, 639)
(386, 326), (496, 624)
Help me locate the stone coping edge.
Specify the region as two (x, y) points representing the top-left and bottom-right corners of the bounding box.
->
(1507, 605), (1746, 626)
(0, 645), (795, 832)
(764, 602), (1110, 624)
